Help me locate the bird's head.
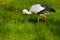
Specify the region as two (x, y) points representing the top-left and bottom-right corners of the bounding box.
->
(21, 9), (28, 19)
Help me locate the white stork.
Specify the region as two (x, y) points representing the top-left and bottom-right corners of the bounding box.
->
(21, 4), (56, 26)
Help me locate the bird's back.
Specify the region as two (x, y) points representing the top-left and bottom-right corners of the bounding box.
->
(29, 4), (45, 13)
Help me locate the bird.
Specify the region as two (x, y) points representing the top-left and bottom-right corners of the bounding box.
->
(21, 4), (56, 26)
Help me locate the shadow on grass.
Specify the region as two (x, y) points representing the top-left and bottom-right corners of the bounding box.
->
(47, 18), (60, 37)
(29, 18), (44, 23)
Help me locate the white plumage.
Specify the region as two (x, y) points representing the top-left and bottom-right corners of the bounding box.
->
(22, 4), (45, 15)
(29, 4), (45, 13)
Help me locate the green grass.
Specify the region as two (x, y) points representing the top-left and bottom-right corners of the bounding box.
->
(0, 0), (60, 40)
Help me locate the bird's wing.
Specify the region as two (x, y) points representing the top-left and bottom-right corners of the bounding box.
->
(29, 4), (45, 13)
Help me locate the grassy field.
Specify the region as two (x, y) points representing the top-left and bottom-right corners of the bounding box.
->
(0, 0), (60, 40)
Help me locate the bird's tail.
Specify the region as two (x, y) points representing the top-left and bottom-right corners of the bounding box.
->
(47, 7), (56, 12)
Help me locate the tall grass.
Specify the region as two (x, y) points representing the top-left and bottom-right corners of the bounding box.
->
(0, 0), (60, 40)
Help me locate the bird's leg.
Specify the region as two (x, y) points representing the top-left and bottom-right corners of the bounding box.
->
(43, 15), (47, 26)
(37, 16), (40, 24)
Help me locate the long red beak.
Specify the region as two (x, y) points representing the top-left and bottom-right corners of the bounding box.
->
(21, 12), (24, 19)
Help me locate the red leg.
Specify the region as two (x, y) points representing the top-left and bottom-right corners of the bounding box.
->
(37, 16), (40, 25)
(43, 15), (47, 27)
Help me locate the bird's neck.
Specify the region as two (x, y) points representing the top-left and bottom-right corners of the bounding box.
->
(26, 10), (31, 14)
